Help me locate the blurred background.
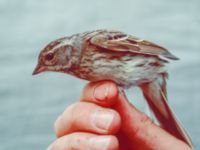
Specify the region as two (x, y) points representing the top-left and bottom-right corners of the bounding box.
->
(0, 0), (199, 149)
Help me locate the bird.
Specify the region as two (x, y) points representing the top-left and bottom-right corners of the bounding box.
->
(32, 29), (192, 147)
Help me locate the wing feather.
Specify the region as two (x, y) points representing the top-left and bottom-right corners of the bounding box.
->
(89, 30), (179, 60)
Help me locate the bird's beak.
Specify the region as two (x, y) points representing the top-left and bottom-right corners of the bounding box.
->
(32, 64), (45, 75)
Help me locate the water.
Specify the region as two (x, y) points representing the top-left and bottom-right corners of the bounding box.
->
(0, 0), (200, 149)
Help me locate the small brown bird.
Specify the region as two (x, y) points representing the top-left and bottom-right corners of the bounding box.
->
(33, 29), (192, 147)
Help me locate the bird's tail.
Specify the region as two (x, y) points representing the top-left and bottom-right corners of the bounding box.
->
(140, 74), (193, 148)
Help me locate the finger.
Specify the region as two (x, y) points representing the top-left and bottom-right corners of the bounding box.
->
(47, 132), (119, 150)
(54, 102), (121, 137)
(115, 90), (152, 133)
(80, 80), (119, 107)
(115, 90), (191, 149)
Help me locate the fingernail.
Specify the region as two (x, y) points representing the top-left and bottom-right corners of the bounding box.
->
(93, 83), (110, 101)
(91, 109), (114, 131)
(89, 136), (111, 150)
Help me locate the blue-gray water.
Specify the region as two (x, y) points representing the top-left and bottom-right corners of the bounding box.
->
(0, 0), (199, 149)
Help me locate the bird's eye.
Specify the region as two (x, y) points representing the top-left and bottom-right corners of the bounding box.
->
(45, 52), (54, 61)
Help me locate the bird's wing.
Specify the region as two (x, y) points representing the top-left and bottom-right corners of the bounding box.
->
(89, 30), (179, 60)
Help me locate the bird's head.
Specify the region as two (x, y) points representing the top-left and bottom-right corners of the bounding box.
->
(32, 37), (77, 75)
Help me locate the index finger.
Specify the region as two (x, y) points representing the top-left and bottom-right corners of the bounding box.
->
(80, 80), (119, 107)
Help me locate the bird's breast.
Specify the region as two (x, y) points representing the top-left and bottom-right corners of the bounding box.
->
(77, 50), (166, 88)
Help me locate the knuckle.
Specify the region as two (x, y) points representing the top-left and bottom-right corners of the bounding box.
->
(133, 112), (153, 138)
(62, 102), (80, 121)
(64, 102), (79, 115)
(82, 81), (95, 95)
(49, 140), (62, 150)
(66, 133), (86, 150)
(62, 102), (91, 127)
(54, 103), (79, 136)
(54, 136), (70, 150)
(50, 133), (82, 149)
(140, 112), (153, 126)
(63, 102), (80, 123)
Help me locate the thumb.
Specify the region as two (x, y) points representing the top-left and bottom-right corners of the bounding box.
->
(113, 90), (190, 150)
(113, 90), (152, 138)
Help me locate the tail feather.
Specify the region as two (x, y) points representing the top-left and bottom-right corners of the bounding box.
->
(140, 75), (193, 148)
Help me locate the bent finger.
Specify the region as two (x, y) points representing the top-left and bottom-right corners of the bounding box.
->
(54, 102), (121, 137)
(115, 90), (191, 149)
(47, 132), (119, 150)
(80, 80), (119, 107)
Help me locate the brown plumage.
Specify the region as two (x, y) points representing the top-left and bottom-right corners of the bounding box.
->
(33, 29), (192, 147)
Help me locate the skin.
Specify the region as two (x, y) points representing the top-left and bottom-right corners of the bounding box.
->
(47, 80), (191, 150)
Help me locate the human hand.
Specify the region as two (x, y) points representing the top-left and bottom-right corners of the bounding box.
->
(47, 81), (191, 150)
